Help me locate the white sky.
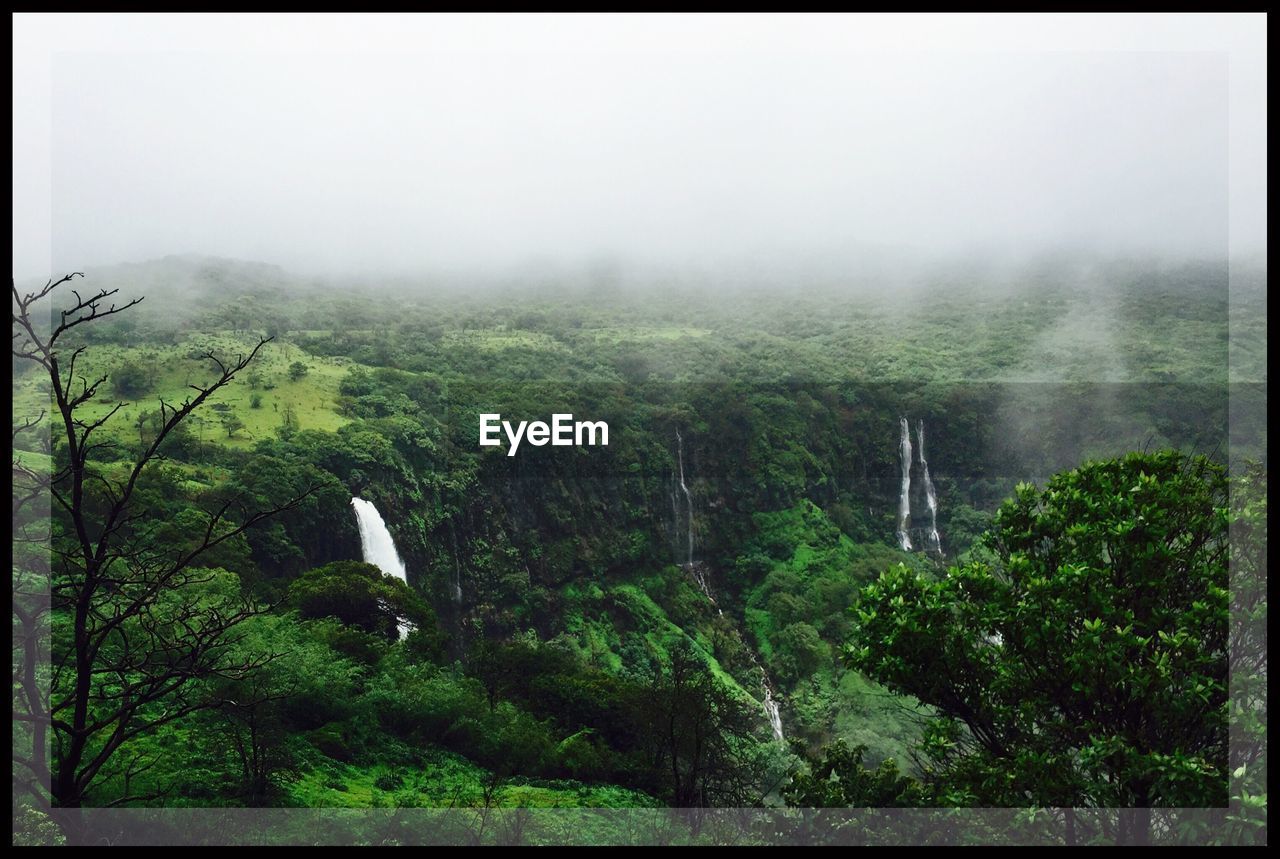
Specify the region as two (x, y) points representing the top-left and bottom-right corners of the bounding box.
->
(11, 13), (1268, 279)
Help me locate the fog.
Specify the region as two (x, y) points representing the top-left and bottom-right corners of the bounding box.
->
(12, 14), (1267, 280)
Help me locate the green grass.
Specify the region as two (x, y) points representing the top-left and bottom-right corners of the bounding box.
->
(12, 333), (356, 454)
(608, 579), (759, 704)
(586, 326), (713, 342)
(289, 749), (655, 809)
(12, 448), (53, 474)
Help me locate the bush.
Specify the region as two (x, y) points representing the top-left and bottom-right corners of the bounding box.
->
(112, 361), (151, 397)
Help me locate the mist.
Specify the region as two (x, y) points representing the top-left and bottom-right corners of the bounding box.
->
(13, 14), (1267, 280)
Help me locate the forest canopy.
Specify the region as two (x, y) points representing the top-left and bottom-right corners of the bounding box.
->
(10, 257), (1266, 846)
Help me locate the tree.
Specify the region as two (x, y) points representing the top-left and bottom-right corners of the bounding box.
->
(775, 621), (827, 686)
(110, 360), (150, 398)
(11, 274), (312, 838)
(847, 451), (1229, 844)
(220, 411), (246, 438)
(1225, 461), (1267, 844)
(644, 639), (769, 814)
(133, 408), (158, 447)
(288, 560), (428, 641)
(278, 404), (299, 439)
(783, 740), (926, 807)
(208, 614), (359, 803)
(288, 360), (309, 382)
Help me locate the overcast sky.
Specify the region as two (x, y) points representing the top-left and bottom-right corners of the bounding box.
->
(11, 14), (1268, 279)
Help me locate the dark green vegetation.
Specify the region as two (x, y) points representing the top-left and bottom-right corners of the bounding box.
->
(11, 255), (1266, 844)
(847, 454), (1231, 837)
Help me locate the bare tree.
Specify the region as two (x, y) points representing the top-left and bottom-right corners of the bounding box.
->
(11, 274), (312, 837)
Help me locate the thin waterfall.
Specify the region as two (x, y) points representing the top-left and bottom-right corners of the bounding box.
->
(350, 497), (411, 637)
(896, 418), (913, 551)
(690, 564), (722, 616)
(762, 672), (785, 743)
(686, 563), (783, 742)
(676, 429), (694, 567)
(740, 645), (785, 743)
(670, 474), (683, 567)
(668, 437), (782, 742)
(675, 430), (718, 612)
(916, 419), (942, 555)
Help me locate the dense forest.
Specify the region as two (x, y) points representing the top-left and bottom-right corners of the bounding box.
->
(11, 254), (1267, 845)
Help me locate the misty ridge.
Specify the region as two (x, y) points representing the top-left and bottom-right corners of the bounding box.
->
(22, 29), (1261, 344)
(21, 249), (1264, 385)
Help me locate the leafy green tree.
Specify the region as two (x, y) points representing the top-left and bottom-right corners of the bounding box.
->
(278, 404), (299, 439)
(288, 360), (309, 382)
(848, 452), (1229, 843)
(288, 560), (429, 641)
(783, 740), (926, 807)
(220, 411), (246, 438)
(210, 615), (360, 803)
(133, 408), (158, 446)
(472, 638), (544, 712)
(644, 639), (769, 810)
(775, 621), (827, 686)
(111, 360), (151, 397)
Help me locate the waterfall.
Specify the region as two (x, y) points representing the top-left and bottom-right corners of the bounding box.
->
(351, 497), (408, 583)
(670, 432), (778, 742)
(350, 497), (411, 637)
(672, 431), (721, 614)
(896, 418), (913, 551)
(670, 475), (683, 567)
(690, 564), (722, 616)
(762, 673), (785, 743)
(675, 429), (694, 567)
(916, 419), (942, 555)
(740, 647), (785, 743)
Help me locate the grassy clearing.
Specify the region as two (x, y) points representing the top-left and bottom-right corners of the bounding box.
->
(12, 333), (356, 454)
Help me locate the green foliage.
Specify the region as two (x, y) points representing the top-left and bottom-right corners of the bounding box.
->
(783, 740), (926, 807)
(220, 411), (246, 438)
(1225, 461), (1267, 844)
(14, 258), (1253, 827)
(289, 560), (432, 641)
(849, 452), (1230, 811)
(111, 359), (152, 397)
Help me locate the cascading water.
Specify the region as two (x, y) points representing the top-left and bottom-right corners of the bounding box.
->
(762, 673), (785, 743)
(896, 418), (913, 551)
(670, 476), (683, 565)
(675, 429), (694, 567)
(916, 419), (942, 555)
(674, 431), (720, 613)
(350, 497), (411, 637)
(669, 435), (782, 741)
(694, 570), (723, 617)
(351, 497), (408, 583)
